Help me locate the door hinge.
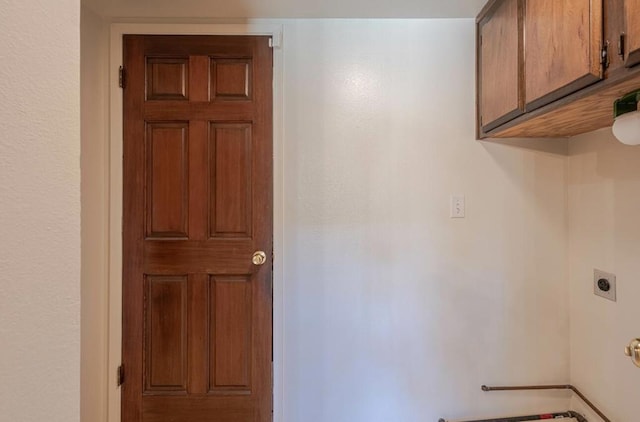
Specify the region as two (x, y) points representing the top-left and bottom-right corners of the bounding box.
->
(268, 32), (282, 49)
(117, 364), (125, 386)
(119, 66), (126, 89)
(601, 41), (610, 70)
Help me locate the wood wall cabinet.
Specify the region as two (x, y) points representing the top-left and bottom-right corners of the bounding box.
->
(626, 0), (640, 67)
(524, 0), (603, 110)
(478, 0), (523, 131)
(477, 0), (640, 139)
(604, 0), (627, 74)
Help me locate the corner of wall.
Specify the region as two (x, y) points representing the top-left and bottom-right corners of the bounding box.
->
(566, 127), (640, 421)
(81, 6), (110, 422)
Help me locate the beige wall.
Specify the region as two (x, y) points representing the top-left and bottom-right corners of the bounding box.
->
(81, 6), (110, 422)
(0, 0), (81, 421)
(568, 129), (640, 421)
(281, 19), (570, 421)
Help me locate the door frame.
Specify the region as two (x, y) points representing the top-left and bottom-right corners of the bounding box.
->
(107, 23), (285, 422)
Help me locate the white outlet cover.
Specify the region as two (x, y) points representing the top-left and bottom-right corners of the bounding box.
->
(450, 195), (465, 218)
(594, 269), (616, 302)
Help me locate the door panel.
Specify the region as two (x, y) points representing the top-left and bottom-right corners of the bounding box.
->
(146, 123), (189, 238)
(212, 59), (252, 100)
(626, 0), (640, 67)
(144, 276), (187, 392)
(210, 123), (253, 238)
(142, 396), (256, 422)
(123, 35), (273, 422)
(479, 0), (523, 131)
(210, 276), (252, 391)
(146, 58), (189, 101)
(525, 0), (603, 110)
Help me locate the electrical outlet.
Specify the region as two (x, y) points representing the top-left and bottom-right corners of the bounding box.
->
(450, 195), (465, 218)
(594, 269), (616, 302)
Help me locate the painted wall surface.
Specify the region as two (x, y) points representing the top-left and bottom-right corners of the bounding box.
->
(81, 7), (109, 422)
(568, 129), (640, 421)
(83, 0), (485, 19)
(281, 20), (569, 422)
(0, 1), (81, 421)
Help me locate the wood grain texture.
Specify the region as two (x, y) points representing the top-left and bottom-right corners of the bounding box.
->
(144, 240), (254, 274)
(146, 123), (189, 238)
(189, 56), (211, 102)
(524, 0), (602, 110)
(122, 35), (146, 422)
(187, 274), (209, 394)
(603, 0), (627, 76)
(146, 58), (189, 101)
(210, 123), (252, 238)
(485, 67), (640, 138)
(626, 0), (640, 67)
(143, 101), (253, 121)
(211, 276), (252, 391)
(144, 276), (187, 392)
(188, 119), (209, 242)
(142, 396), (257, 422)
(479, 0), (522, 130)
(123, 35), (273, 422)
(212, 59), (252, 100)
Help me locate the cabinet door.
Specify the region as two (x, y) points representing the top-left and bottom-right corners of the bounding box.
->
(525, 0), (603, 110)
(479, 0), (523, 131)
(626, 0), (640, 67)
(604, 0), (626, 75)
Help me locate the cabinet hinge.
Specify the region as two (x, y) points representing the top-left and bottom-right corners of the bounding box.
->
(117, 364), (125, 386)
(119, 66), (126, 89)
(600, 41), (610, 70)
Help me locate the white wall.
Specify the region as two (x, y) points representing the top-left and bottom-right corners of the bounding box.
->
(568, 129), (640, 421)
(81, 7), (109, 422)
(0, 1), (81, 421)
(282, 20), (570, 422)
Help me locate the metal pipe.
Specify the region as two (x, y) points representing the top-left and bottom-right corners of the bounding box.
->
(480, 384), (610, 422)
(438, 411), (586, 422)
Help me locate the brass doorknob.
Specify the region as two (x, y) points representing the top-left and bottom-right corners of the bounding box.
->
(625, 338), (640, 368)
(252, 251), (267, 266)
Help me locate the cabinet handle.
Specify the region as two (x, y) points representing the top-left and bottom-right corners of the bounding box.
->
(618, 33), (626, 59)
(601, 41), (610, 69)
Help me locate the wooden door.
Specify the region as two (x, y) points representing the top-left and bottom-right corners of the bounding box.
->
(478, 0), (523, 132)
(122, 35), (273, 422)
(626, 0), (640, 67)
(524, 0), (603, 110)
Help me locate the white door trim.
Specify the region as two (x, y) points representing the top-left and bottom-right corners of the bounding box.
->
(107, 22), (285, 422)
